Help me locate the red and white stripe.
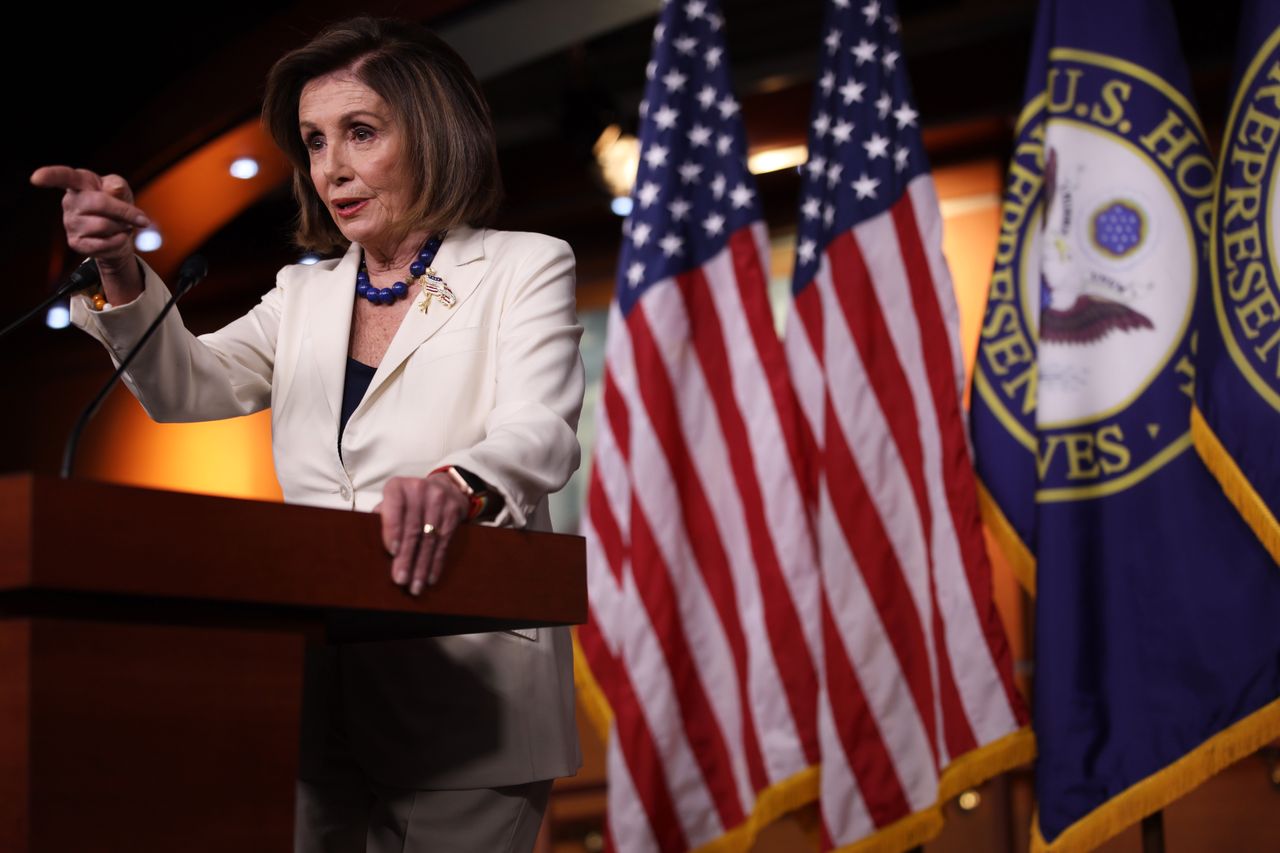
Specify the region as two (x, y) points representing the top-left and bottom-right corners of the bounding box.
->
(786, 176), (1027, 848)
(580, 223), (822, 851)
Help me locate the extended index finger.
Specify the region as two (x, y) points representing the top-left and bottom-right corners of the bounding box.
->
(30, 166), (103, 193)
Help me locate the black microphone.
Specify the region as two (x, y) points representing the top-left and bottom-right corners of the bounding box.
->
(0, 258), (102, 341)
(61, 255), (209, 479)
(174, 254), (208, 297)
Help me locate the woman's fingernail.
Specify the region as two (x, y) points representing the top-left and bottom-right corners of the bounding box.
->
(394, 570), (407, 584)
(410, 580), (423, 595)
(389, 542), (399, 556)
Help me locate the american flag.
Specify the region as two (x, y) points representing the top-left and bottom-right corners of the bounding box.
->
(577, 0), (824, 849)
(784, 0), (1031, 848)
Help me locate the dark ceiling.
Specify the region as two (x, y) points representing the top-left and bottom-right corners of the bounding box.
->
(2, 0), (1244, 473)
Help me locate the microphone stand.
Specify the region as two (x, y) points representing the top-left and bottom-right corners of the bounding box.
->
(61, 256), (208, 479)
(0, 258), (101, 341)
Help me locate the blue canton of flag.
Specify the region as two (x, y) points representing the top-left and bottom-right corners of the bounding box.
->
(616, 0), (760, 314)
(791, 0), (927, 289)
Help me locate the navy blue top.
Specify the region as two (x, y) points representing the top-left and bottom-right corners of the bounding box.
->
(339, 357), (376, 458)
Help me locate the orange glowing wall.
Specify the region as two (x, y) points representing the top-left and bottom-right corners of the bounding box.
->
(75, 118), (289, 503)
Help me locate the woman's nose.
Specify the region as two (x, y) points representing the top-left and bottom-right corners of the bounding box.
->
(321, 144), (353, 184)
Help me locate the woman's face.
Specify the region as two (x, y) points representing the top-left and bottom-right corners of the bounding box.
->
(298, 71), (413, 249)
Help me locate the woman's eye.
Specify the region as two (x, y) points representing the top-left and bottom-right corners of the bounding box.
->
(353, 126), (375, 142)
(305, 134), (324, 152)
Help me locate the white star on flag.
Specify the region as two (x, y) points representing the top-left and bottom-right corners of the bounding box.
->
(893, 102), (919, 128)
(813, 112), (832, 137)
(636, 181), (661, 207)
(797, 238), (817, 265)
(862, 0), (881, 24)
(852, 172), (880, 199)
(806, 155), (828, 179)
(717, 96), (740, 118)
(863, 133), (890, 159)
(802, 196), (822, 220)
(882, 49), (899, 71)
(653, 104), (679, 130)
(662, 68), (688, 92)
(852, 38), (877, 64)
(644, 144), (669, 169)
(839, 78), (866, 104)
(826, 28), (843, 54)
(687, 124), (713, 147)
(711, 173), (727, 199)
(820, 71), (836, 94)
(667, 197), (691, 220)
(684, 0), (706, 19)
(702, 212), (725, 235)
(729, 182), (755, 209)
(697, 85), (718, 109)
(717, 134), (733, 155)
(626, 260), (644, 286)
(875, 92), (893, 118)
(678, 161), (704, 183)
(631, 221), (652, 247)
(705, 46), (723, 68)
(675, 35), (698, 55)
(659, 232), (684, 257)
(826, 162), (844, 187)
(831, 120), (855, 144)
(894, 145), (910, 171)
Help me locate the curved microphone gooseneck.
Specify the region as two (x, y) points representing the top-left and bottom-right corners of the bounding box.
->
(0, 258), (102, 341)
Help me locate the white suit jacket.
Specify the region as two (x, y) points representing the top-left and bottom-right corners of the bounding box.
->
(70, 225), (585, 789)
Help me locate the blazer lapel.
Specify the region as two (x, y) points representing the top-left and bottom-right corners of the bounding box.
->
(307, 241), (362, 429)
(361, 225), (489, 404)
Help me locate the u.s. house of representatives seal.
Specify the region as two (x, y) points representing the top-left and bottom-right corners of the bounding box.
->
(977, 48), (1209, 502)
(1212, 29), (1280, 414)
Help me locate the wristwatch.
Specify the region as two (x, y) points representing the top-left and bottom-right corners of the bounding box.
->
(432, 465), (504, 521)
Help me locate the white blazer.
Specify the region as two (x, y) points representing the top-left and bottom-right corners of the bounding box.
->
(70, 225), (585, 789)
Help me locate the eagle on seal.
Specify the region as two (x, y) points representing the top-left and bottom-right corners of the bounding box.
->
(1039, 147), (1154, 345)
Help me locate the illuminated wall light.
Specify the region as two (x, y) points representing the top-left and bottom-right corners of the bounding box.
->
(298, 253), (322, 265)
(748, 144), (808, 175)
(594, 124), (641, 198)
(611, 196), (634, 217)
(229, 157), (260, 180)
(45, 304), (71, 330)
(134, 228), (163, 253)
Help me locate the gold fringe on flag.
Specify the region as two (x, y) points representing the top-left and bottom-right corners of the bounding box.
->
(1030, 694), (1280, 852)
(977, 480), (1037, 594)
(1191, 405), (1280, 568)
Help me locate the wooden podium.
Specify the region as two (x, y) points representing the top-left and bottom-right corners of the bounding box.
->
(0, 474), (586, 852)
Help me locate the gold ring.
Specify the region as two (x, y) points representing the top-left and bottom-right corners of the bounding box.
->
(422, 523), (437, 536)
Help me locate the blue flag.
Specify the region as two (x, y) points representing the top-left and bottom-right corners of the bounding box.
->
(1193, 0), (1280, 564)
(972, 1), (1280, 849)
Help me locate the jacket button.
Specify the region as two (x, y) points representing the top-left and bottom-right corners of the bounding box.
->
(339, 485), (351, 500)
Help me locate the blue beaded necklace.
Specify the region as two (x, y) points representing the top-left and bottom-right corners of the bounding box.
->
(355, 232), (452, 310)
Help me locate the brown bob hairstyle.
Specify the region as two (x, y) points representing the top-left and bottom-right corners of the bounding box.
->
(262, 16), (502, 254)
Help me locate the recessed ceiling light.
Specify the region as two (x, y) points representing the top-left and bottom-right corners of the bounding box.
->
(230, 157), (260, 180)
(46, 304), (70, 329)
(134, 228), (163, 252)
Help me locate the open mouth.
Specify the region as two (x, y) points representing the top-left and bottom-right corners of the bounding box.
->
(334, 199), (369, 217)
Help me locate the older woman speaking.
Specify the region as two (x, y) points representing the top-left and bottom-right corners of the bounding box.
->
(31, 16), (584, 853)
